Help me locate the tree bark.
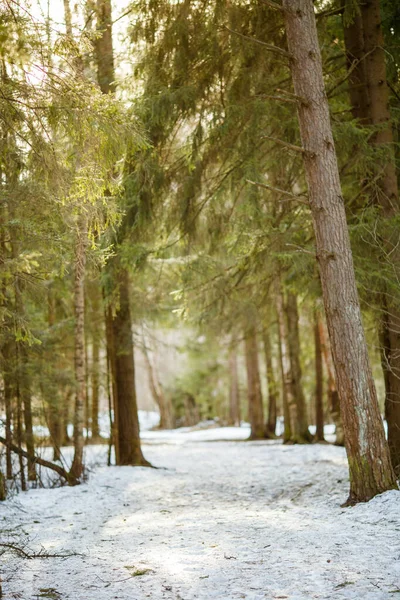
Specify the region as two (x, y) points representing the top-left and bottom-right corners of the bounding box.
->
(263, 331), (277, 437)
(244, 327), (265, 440)
(70, 216), (87, 480)
(343, 0), (400, 474)
(111, 269), (149, 465)
(276, 293), (292, 443)
(286, 293), (311, 442)
(0, 470), (6, 501)
(314, 310), (325, 442)
(95, 0), (149, 466)
(2, 340), (14, 479)
(317, 313), (344, 446)
(105, 305), (118, 462)
(91, 330), (100, 439)
(18, 344), (36, 480)
(89, 280), (102, 439)
(228, 336), (241, 426)
(282, 0), (397, 503)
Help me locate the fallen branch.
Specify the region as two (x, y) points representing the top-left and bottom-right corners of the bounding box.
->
(0, 437), (78, 486)
(0, 542), (83, 559)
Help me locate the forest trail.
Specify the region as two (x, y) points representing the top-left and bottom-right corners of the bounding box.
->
(2, 431), (400, 600)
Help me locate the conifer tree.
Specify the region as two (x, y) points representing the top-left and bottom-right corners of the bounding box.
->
(282, 0), (397, 503)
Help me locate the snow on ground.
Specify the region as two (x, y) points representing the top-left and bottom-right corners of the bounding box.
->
(1, 428), (400, 600)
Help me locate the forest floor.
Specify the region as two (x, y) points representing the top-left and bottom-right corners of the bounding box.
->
(1, 426), (400, 600)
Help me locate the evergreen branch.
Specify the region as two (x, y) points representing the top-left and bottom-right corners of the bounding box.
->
(223, 26), (292, 59)
(316, 6), (344, 19)
(246, 180), (309, 205)
(327, 49), (375, 98)
(258, 94), (297, 104)
(262, 136), (306, 155)
(275, 88), (309, 105)
(259, 0), (285, 12)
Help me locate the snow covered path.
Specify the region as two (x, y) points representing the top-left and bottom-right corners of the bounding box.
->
(2, 432), (400, 600)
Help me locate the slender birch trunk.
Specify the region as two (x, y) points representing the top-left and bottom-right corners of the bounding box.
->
(282, 0), (397, 502)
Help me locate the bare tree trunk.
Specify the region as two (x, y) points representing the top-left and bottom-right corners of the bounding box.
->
(62, 389), (72, 446)
(70, 216), (87, 480)
(314, 310), (325, 442)
(91, 332), (100, 439)
(263, 331), (277, 437)
(2, 341), (13, 480)
(111, 270), (149, 465)
(282, 0), (397, 503)
(276, 288), (298, 442)
(184, 393), (200, 426)
(142, 334), (175, 429)
(18, 344), (35, 480)
(244, 327), (265, 440)
(0, 470), (5, 501)
(286, 293), (311, 442)
(105, 305), (118, 463)
(317, 315), (344, 446)
(276, 295), (292, 442)
(84, 327), (90, 442)
(15, 350), (26, 492)
(91, 284), (101, 440)
(228, 337), (241, 426)
(342, 9), (370, 125)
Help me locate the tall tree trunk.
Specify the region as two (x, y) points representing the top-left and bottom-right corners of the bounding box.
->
(111, 269), (149, 465)
(276, 293), (292, 443)
(286, 293), (311, 442)
(282, 0), (397, 503)
(314, 310), (325, 442)
(91, 330), (100, 439)
(263, 331), (277, 437)
(342, 9), (370, 125)
(15, 350), (26, 492)
(0, 470), (5, 501)
(90, 281), (102, 440)
(244, 327), (265, 440)
(3, 341), (13, 479)
(228, 337), (241, 427)
(96, 0), (148, 465)
(47, 286), (62, 460)
(142, 334), (175, 429)
(276, 288), (299, 442)
(70, 216), (87, 480)
(317, 313), (344, 446)
(343, 0), (400, 475)
(105, 305), (118, 462)
(18, 344), (36, 480)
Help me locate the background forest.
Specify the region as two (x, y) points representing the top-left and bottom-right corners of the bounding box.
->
(0, 0), (399, 505)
